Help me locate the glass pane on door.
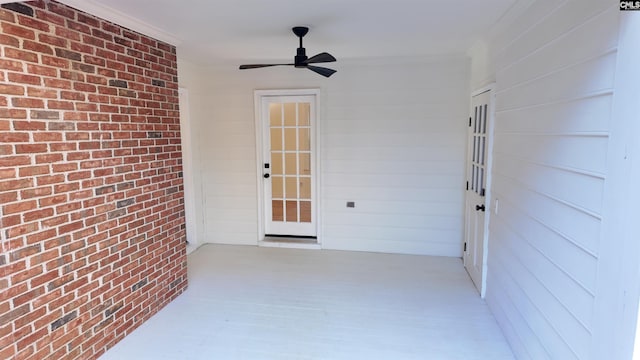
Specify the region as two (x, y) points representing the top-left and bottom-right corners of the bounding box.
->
(269, 102), (313, 224)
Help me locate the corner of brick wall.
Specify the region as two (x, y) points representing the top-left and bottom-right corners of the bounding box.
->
(0, 1), (188, 359)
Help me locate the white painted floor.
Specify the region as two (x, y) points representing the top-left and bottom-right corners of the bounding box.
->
(101, 245), (514, 359)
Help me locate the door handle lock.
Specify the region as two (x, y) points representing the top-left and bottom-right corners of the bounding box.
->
(263, 173), (270, 179)
(476, 204), (485, 212)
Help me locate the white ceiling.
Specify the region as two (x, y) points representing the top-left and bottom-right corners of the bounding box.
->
(59, 0), (526, 65)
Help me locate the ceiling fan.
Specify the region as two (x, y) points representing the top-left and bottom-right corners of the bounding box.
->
(239, 26), (337, 77)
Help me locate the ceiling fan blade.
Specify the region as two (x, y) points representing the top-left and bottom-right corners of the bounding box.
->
(306, 65), (336, 78)
(304, 52), (336, 64)
(239, 64), (293, 69)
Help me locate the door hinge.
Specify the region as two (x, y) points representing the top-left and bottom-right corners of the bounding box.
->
(464, 242), (467, 252)
(466, 181), (469, 191)
(469, 117), (472, 127)
(481, 188), (486, 197)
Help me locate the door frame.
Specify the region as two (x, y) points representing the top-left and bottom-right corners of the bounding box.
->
(464, 83), (495, 298)
(254, 88), (322, 248)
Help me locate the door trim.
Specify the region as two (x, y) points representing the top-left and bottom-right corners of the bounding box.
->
(464, 83), (495, 298)
(254, 89), (322, 248)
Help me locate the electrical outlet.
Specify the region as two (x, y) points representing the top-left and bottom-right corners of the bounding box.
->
(346, 201), (355, 208)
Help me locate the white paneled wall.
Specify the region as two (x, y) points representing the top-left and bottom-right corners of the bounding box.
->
(469, 1), (624, 359)
(323, 61), (469, 256)
(183, 58), (469, 256)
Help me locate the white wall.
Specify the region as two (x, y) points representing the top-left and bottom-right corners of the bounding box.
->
(468, 0), (639, 358)
(177, 58), (207, 252)
(186, 57), (470, 256)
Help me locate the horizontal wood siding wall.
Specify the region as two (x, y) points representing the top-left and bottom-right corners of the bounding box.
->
(188, 58), (469, 256)
(482, 1), (619, 358)
(322, 61), (469, 256)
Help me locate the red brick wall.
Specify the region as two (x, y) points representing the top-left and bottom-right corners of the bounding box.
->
(0, 1), (188, 359)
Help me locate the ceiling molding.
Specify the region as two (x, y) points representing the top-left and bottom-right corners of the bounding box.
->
(57, 0), (181, 45)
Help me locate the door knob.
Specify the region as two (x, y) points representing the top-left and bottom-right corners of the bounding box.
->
(476, 204), (485, 212)
(263, 173), (270, 179)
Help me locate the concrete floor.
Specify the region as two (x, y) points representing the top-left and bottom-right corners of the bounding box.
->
(100, 244), (514, 359)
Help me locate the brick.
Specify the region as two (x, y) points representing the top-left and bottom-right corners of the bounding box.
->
(3, 200), (37, 214)
(35, 10), (65, 26)
(80, 36), (103, 49)
(54, 27), (80, 42)
(59, 221), (83, 235)
(10, 244), (41, 261)
(12, 97), (44, 108)
(47, 100), (74, 110)
(26, 229), (57, 245)
(35, 154), (63, 164)
(43, 78), (72, 89)
(2, 3), (34, 17)
(63, 112), (88, 121)
(0, 1), (186, 357)
(73, 82), (96, 93)
(18, 165), (49, 177)
(91, 28), (112, 42)
(26, 64), (57, 76)
(0, 213), (19, 226)
(15, 144), (48, 154)
(48, 122), (75, 131)
(61, 91), (85, 101)
(4, 48), (38, 63)
(30, 110), (59, 120)
(38, 33), (67, 47)
(131, 278), (147, 292)
(0, 178), (33, 191)
(0, 132), (29, 142)
(54, 48), (81, 61)
(27, 87), (57, 99)
(0, 168), (15, 179)
(12, 286), (44, 307)
(18, 14), (50, 32)
(72, 62), (95, 74)
(33, 132), (62, 142)
(1, 22), (35, 40)
(0, 59), (23, 71)
(0, 303), (30, 324)
(83, 55), (106, 67)
(41, 55), (69, 68)
(37, 174), (65, 186)
(66, 20), (91, 35)
(60, 70), (84, 82)
(22, 40), (53, 55)
(6, 222), (39, 238)
(0, 109), (27, 120)
(51, 311), (77, 331)
(0, 84), (25, 95)
(108, 79), (127, 88)
(39, 194), (67, 207)
(47, 2), (75, 18)
(8, 72), (42, 86)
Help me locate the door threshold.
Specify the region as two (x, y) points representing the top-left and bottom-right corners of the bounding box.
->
(260, 236), (321, 250)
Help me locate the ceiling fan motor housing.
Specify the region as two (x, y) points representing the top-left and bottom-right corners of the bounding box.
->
(295, 47), (307, 67)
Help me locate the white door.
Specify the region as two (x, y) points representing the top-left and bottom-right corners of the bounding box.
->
(464, 88), (492, 295)
(261, 95), (317, 237)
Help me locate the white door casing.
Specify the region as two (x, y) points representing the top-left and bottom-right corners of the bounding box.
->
(254, 89), (320, 240)
(464, 85), (494, 297)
